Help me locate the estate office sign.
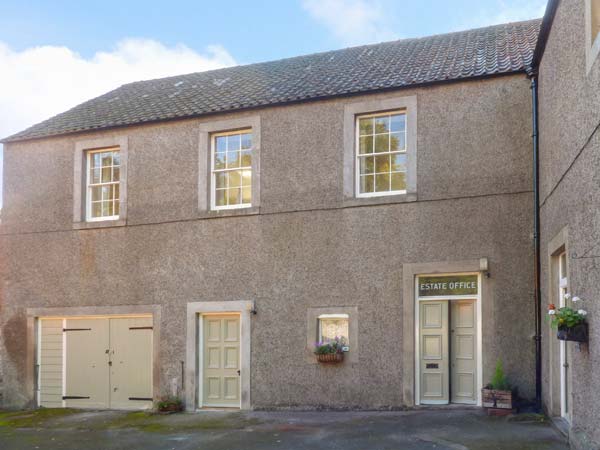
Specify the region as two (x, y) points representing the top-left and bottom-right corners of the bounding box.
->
(418, 274), (478, 297)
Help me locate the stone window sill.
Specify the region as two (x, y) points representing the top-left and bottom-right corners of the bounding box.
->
(342, 192), (417, 208)
(73, 219), (127, 230)
(197, 206), (260, 220)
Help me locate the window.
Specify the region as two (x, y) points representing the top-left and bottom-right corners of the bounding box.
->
(211, 130), (252, 210)
(318, 313), (349, 345)
(86, 148), (120, 221)
(356, 111), (407, 197)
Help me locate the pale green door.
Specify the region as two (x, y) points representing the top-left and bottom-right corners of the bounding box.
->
(419, 301), (449, 404)
(64, 318), (110, 408)
(202, 315), (241, 407)
(109, 317), (153, 409)
(450, 300), (477, 404)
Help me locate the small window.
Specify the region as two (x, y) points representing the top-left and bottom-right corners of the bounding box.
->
(211, 130), (252, 210)
(356, 111), (407, 197)
(86, 148), (120, 221)
(318, 314), (349, 345)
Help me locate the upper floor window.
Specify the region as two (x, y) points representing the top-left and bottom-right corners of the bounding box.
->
(356, 111), (407, 197)
(211, 130), (252, 210)
(318, 313), (349, 345)
(86, 148), (120, 221)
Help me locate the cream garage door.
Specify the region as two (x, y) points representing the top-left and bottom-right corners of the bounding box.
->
(38, 316), (153, 409)
(202, 315), (241, 407)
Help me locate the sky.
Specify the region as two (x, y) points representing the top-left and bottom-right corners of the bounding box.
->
(0, 0), (548, 204)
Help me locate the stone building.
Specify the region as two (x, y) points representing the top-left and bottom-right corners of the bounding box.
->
(0, 2), (598, 447)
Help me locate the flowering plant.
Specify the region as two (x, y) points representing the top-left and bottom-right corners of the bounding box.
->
(548, 293), (587, 329)
(314, 336), (346, 355)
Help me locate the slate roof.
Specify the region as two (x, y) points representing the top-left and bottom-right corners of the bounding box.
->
(3, 19), (541, 143)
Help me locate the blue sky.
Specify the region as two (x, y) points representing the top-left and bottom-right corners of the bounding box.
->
(0, 0), (548, 205)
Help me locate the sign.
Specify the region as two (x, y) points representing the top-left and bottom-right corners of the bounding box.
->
(418, 274), (478, 297)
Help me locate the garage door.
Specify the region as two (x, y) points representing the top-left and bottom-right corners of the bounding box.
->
(38, 316), (153, 410)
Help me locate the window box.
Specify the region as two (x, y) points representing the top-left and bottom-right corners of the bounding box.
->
(316, 353), (344, 364)
(481, 388), (514, 410)
(557, 323), (588, 342)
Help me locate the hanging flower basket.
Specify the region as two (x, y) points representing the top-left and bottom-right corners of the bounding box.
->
(548, 295), (588, 343)
(316, 352), (344, 364)
(557, 323), (588, 342)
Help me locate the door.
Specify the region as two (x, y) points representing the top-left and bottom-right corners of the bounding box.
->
(64, 318), (110, 408)
(558, 252), (571, 421)
(202, 315), (241, 407)
(450, 300), (477, 404)
(419, 301), (449, 404)
(109, 317), (153, 409)
(39, 316), (153, 409)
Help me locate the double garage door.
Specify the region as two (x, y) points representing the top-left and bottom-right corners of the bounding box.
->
(38, 316), (153, 409)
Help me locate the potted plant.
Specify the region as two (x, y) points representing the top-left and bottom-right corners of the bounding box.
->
(314, 337), (345, 363)
(482, 359), (515, 413)
(548, 294), (588, 342)
(156, 396), (184, 413)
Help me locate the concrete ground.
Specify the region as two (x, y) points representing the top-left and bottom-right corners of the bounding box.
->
(0, 408), (568, 450)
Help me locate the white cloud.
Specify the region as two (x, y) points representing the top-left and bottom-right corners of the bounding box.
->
(302, 0), (398, 46)
(0, 39), (236, 142)
(455, 0), (547, 31)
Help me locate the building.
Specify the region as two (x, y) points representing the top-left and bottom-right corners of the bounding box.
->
(534, 1), (600, 449)
(0, 2), (597, 447)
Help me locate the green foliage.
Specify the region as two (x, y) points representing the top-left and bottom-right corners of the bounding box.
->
(549, 307), (586, 329)
(156, 396), (184, 413)
(314, 337), (345, 355)
(489, 359), (511, 391)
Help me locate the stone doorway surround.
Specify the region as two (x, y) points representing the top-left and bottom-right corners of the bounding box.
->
(185, 300), (254, 411)
(402, 258), (489, 407)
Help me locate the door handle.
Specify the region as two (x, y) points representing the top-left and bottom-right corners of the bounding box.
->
(563, 363), (569, 368)
(237, 370), (241, 376)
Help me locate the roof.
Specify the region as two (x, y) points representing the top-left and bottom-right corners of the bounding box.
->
(3, 18), (542, 143)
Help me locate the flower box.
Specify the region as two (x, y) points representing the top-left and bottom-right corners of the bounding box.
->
(557, 323), (588, 342)
(316, 352), (344, 364)
(482, 388), (514, 409)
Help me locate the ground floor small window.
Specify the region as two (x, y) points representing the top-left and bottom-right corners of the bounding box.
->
(318, 314), (349, 345)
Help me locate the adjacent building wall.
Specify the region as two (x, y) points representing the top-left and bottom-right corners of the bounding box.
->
(538, 0), (600, 447)
(0, 75), (535, 409)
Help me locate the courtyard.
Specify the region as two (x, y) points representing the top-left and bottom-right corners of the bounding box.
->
(0, 408), (567, 450)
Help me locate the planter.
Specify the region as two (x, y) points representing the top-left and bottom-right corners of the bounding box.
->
(482, 388), (514, 409)
(316, 352), (344, 364)
(557, 323), (588, 342)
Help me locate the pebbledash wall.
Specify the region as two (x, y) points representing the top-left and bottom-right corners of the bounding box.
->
(0, 75), (535, 409)
(538, 0), (600, 448)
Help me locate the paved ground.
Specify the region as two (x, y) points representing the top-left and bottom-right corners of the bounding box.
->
(0, 408), (568, 450)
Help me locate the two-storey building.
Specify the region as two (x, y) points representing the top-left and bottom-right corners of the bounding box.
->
(0, 20), (540, 413)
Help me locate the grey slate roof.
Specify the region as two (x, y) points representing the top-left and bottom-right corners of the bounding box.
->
(3, 19), (541, 143)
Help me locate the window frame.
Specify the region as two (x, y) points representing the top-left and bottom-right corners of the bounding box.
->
(85, 147), (121, 222)
(210, 128), (253, 211)
(317, 313), (350, 345)
(354, 109), (408, 198)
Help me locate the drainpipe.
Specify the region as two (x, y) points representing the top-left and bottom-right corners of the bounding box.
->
(528, 70), (542, 412)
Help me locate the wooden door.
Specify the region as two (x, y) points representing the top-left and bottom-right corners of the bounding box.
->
(450, 300), (477, 404)
(419, 301), (449, 404)
(202, 315), (241, 407)
(64, 318), (110, 408)
(109, 317), (153, 409)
